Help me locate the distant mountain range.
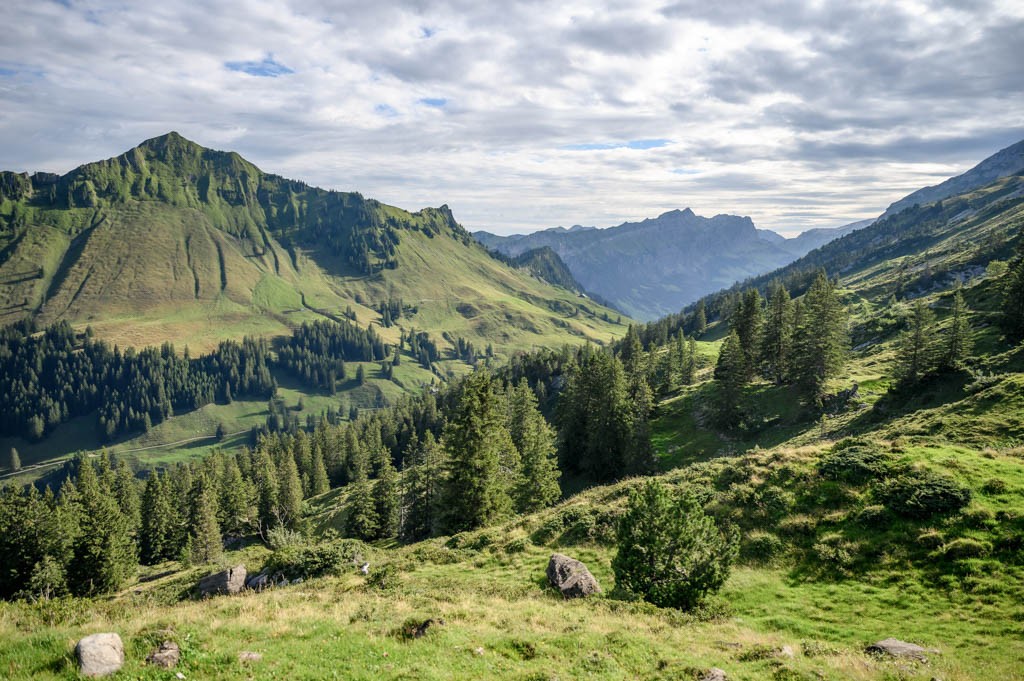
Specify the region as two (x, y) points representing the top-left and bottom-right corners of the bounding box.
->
(476, 137), (1024, 321)
(476, 211), (873, 320)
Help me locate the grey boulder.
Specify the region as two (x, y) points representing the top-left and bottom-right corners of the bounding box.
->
(546, 553), (601, 598)
(699, 669), (728, 681)
(866, 638), (938, 661)
(199, 564), (247, 596)
(76, 633), (124, 678)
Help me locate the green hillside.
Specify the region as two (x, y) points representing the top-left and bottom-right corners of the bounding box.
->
(0, 133), (624, 354)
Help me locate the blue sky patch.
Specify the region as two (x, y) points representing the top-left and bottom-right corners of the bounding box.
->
(375, 103), (399, 117)
(563, 138), (671, 151)
(419, 97), (447, 108)
(225, 54), (294, 77)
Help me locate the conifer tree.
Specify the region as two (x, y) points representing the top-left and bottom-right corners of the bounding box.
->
(219, 456), (253, 536)
(714, 330), (747, 427)
(6, 447), (20, 472)
(373, 449), (400, 539)
(942, 288), (972, 370)
(140, 472), (176, 564)
(345, 446), (379, 541)
(1000, 244), (1024, 343)
(734, 288), (764, 376)
(276, 450), (304, 529)
(761, 283), (794, 383)
(187, 476), (223, 564)
(400, 432), (445, 542)
(440, 371), (517, 533)
(310, 444), (330, 497)
(681, 337), (697, 385)
(557, 349), (635, 480)
(509, 384), (561, 513)
(895, 299), (937, 385)
(68, 458), (136, 596)
(693, 299), (707, 336)
(792, 272), (848, 403)
(253, 450), (279, 533)
(112, 459), (141, 539)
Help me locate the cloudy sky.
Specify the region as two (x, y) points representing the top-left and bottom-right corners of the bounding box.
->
(2, 0), (1022, 236)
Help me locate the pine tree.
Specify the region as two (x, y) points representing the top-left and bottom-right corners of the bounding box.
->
(1000, 244), (1024, 343)
(254, 450), (279, 533)
(310, 444), (330, 497)
(140, 472), (176, 564)
(734, 288), (764, 376)
(187, 476), (223, 565)
(276, 450), (304, 529)
(112, 459), (141, 539)
(693, 299), (707, 336)
(612, 480), (738, 610)
(400, 432), (445, 542)
(6, 447), (20, 472)
(714, 330), (747, 427)
(557, 350), (635, 481)
(895, 299), (937, 385)
(68, 458), (137, 596)
(941, 288), (972, 371)
(761, 282), (794, 384)
(440, 371), (517, 533)
(792, 272), (848, 403)
(346, 450), (378, 541)
(681, 337), (697, 385)
(510, 384), (561, 513)
(219, 455), (253, 536)
(373, 449), (400, 539)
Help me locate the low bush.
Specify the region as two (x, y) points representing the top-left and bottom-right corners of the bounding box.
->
(818, 444), (893, 484)
(264, 538), (367, 579)
(740, 531), (785, 564)
(941, 538), (992, 560)
(878, 469), (971, 519)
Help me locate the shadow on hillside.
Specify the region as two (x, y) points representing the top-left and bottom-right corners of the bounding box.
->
(842, 370), (972, 436)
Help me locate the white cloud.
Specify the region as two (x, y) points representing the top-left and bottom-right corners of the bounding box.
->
(1, 0), (1022, 236)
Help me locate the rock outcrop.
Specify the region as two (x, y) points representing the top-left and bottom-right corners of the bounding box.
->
(198, 564), (246, 596)
(546, 553), (601, 598)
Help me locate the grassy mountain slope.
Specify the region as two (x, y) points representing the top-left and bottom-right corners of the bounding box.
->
(0, 133), (624, 353)
(4, 167), (1023, 680)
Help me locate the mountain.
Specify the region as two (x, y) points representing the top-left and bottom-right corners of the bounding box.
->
(0, 133), (624, 353)
(475, 209), (864, 321)
(880, 138), (1024, 219)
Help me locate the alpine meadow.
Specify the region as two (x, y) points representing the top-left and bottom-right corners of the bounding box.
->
(1, 2), (1024, 681)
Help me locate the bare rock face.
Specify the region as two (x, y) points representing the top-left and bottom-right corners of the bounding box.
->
(546, 553), (601, 598)
(147, 641), (181, 668)
(866, 638), (938, 661)
(76, 633), (124, 678)
(198, 564), (247, 596)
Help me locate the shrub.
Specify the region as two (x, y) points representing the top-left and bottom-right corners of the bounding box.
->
(982, 478), (1009, 495)
(364, 564), (401, 592)
(878, 469), (971, 519)
(741, 531), (785, 564)
(265, 539), (367, 579)
(855, 504), (889, 527)
(612, 480), (738, 610)
(818, 444), (892, 484)
(941, 538), (991, 560)
(502, 538), (528, 554)
(812, 533), (858, 569)
(916, 529), (945, 549)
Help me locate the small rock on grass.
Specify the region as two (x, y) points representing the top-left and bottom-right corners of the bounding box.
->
(699, 668), (728, 681)
(866, 638), (938, 661)
(239, 651), (263, 663)
(147, 640), (181, 668)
